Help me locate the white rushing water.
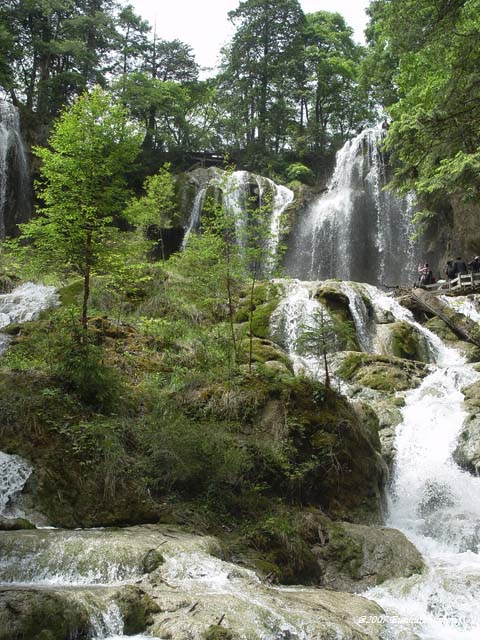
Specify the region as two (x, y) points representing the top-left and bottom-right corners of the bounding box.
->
(0, 282), (58, 328)
(0, 451), (32, 517)
(183, 168), (293, 271)
(363, 294), (480, 640)
(285, 127), (419, 285)
(272, 282), (480, 639)
(0, 100), (30, 239)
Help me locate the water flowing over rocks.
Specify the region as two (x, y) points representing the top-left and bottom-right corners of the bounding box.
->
(181, 167), (294, 270)
(0, 525), (387, 640)
(0, 100), (31, 239)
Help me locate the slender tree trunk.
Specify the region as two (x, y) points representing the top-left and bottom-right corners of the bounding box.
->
(82, 230), (93, 330)
(323, 347), (330, 389)
(248, 269), (257, 374)
(226, 247), (237, 365)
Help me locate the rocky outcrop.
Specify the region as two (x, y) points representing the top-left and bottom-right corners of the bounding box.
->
(311, 520), (424, 593)
(337, 352), (430, 393)
(0, 525), (388, 640)
(453, 380), (480, 474)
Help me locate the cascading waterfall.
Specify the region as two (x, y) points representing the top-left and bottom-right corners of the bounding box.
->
(184, 168), (293, 270)
(0, 100), (30, 239)
(284, 127), (419, 286)
(272, 282), (480, 638)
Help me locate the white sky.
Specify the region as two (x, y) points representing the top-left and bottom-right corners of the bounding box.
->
(129, 0), (370, 70)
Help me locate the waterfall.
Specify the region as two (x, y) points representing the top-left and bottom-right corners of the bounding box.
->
(284, 127), (419, 286)
(271, 281), (480, 638)
(0, 100), (30, 239)
(184, 168), (293, 270)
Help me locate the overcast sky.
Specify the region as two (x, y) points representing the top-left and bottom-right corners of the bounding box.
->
(129, 0), (370, 70)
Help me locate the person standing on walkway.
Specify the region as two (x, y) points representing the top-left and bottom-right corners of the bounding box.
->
(454, 256), (468, 276)
(468, 256), (480, 273)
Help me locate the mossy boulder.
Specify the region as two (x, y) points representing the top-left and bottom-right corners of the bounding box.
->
(384, 321), (431, 362)
(314, 283), (360, 350)
(424, 316), (459, 342)
(337, 352), (429, 393)
(308, 517), (424, 592)
(238, 337), (293, 372)
(115, 585), (160, 635)
(0, 588), (91, 640)
(453, 381), (480, 474)
(204, 626), (236, 640)
(235, 283), (280, 339)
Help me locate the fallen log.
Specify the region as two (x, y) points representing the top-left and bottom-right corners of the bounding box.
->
(411, 288), (480, 346)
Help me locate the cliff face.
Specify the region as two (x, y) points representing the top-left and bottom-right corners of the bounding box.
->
(422, 195), (480, 278)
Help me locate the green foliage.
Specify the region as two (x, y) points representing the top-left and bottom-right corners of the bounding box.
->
(54, 327), (122, 414)
(13, 87), (142, 326)
(365, 0), (480, 208)
(296, 306), (356, 386)
(138, 396), (252, 505)
(125, 163), (180, 229)
(285, 163), (314, 184)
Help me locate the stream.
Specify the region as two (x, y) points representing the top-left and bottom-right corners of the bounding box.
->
(2, 281), (480, 639)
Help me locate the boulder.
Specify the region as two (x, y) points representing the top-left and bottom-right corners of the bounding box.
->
(311, 521), (424, 593)
(453, 381), (480, 474)
(0, 588), (91, 640)
(337, 352), (430, 393)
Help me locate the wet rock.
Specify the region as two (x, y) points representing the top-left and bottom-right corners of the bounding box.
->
(115, 584), (160, 634)
(312, 521), (424, 593)
(337, 352), (429, 393)
(377, 321), (432, 363)
(453, 381), (480, 475)
(142, 548), (165, 573)
(0, 516), (35, 530)
(418, 481), (454, 517)
(0, 588), (91, 640)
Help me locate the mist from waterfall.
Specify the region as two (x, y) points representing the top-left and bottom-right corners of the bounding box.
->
(284, 127), (420, 286)
(0, 100), (31, 239)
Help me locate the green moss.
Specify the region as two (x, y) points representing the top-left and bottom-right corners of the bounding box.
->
(204, 626), (235, 640)
(424, 316), (459, 342)
(337, 352), (428, 393)
(115, 586), (159, 635)
(58, 279), (83, 307)
(389, 321), (428, 361)
(235, 283), (280, 339)
(239, 337), (293, 372)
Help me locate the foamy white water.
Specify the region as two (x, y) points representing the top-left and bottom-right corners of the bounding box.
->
(366, 296), (480, 639)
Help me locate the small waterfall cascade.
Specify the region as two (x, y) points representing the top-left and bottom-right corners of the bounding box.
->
(0, 100), (31, 239)
(355, 293), (480, 639)
(0, 452), (32, 517)
(184, 168), (293, 269)
(270, 279), (330, 378)
(272, 282), (480, 638)
(284, 127), (419, 286)
(0, 282), (58, 355)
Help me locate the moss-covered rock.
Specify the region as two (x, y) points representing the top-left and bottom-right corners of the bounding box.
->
(235, 283), (280, 340)
(453, 380), (480, 474)
(238, 337), (293, 372)
(309, 518), (424, 592)
(204, 626), (236, 640)
(337, 352), (429, 393)
(0, 588), (91, 640)
(314, 283), (360, 350)
(115, 585), (160, 635)
(386, 321), (431, 362)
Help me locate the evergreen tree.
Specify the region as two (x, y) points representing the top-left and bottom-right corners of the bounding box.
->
(16, 87), (141, 328)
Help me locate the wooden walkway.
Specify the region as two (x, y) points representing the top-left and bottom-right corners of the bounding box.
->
(422, 273), (480, 294)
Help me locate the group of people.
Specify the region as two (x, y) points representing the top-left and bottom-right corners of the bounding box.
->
(417, 256), (480, 287)
(445, 256), (480, 280)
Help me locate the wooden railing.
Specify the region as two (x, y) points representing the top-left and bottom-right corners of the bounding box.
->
(421, 272), (480, 293)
